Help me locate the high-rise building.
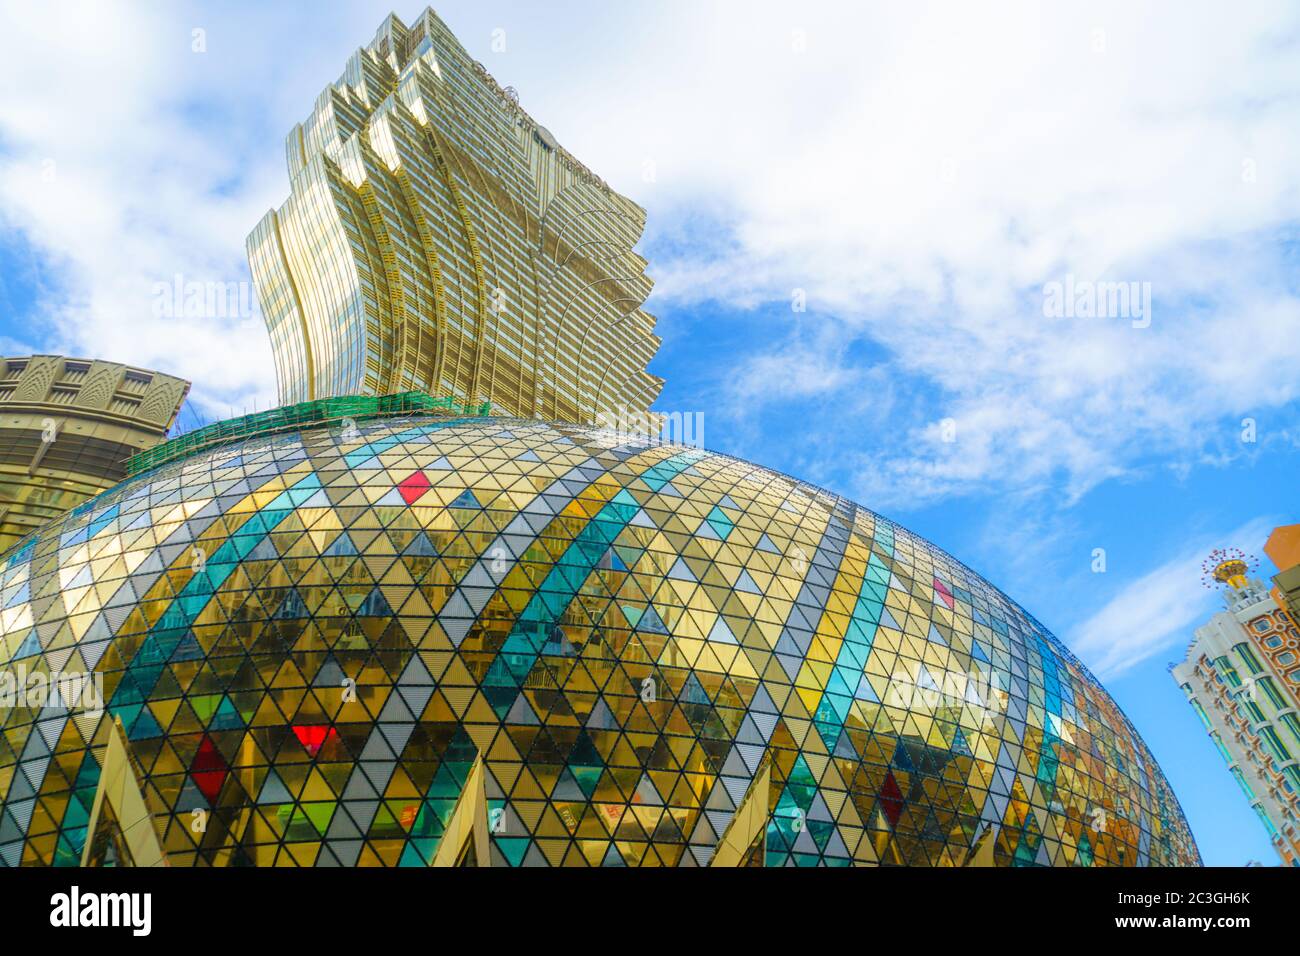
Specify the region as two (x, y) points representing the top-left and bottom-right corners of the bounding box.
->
(1172, 552), (1300, 865)
(0, 355), (189, 555)
(246, 7), (663, 422)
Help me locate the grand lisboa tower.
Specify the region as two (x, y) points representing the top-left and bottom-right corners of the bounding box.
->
(0, 9), (1199, 868)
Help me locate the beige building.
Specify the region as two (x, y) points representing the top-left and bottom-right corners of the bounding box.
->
(1172, 567), (1300, 866)
(246, 7), (663, 422)
(0, 355), (189, 554)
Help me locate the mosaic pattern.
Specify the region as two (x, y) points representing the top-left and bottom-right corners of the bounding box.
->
(0, 415), (1199, 866)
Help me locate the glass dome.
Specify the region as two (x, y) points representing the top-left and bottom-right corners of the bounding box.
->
(0, 412), (1199, 867)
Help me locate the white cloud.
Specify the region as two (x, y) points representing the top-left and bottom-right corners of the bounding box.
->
(726, 333), (866, 404)
(0, 2), (262, 416)
(1, 0), (1298, 491)
(1070, 517), (1277, 680)
(541, 0), (1300, 506)
(0, 0), (388, 417)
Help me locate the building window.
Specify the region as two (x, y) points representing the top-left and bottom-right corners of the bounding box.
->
(1236, 644), (1264, 673)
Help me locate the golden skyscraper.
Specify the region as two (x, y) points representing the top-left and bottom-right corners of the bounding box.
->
(247, 7), (663, 422)
(0, 355), (188, 554)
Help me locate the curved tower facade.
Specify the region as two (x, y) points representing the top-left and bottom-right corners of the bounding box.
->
(246, 8), (663, 422)
(0, 354), (189, 555)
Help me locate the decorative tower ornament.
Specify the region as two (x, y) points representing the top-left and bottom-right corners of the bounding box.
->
(1201, 547), (1259, 591)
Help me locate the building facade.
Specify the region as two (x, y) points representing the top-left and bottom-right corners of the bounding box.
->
(0, 410), (1198, 866)
(0, 355), (189, 555)
(246, 8), (663, 422)
(1172, 561), (1300, 866)
(1265, 525), (1300, 667)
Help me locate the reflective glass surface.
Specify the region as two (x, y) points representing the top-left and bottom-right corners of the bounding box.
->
(0, 415), (1199, 866)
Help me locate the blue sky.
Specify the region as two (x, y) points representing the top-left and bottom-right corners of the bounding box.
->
(2, 0), (1300, 865)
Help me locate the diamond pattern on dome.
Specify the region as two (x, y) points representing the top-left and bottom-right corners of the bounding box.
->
(0, 416), (1199, 867)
